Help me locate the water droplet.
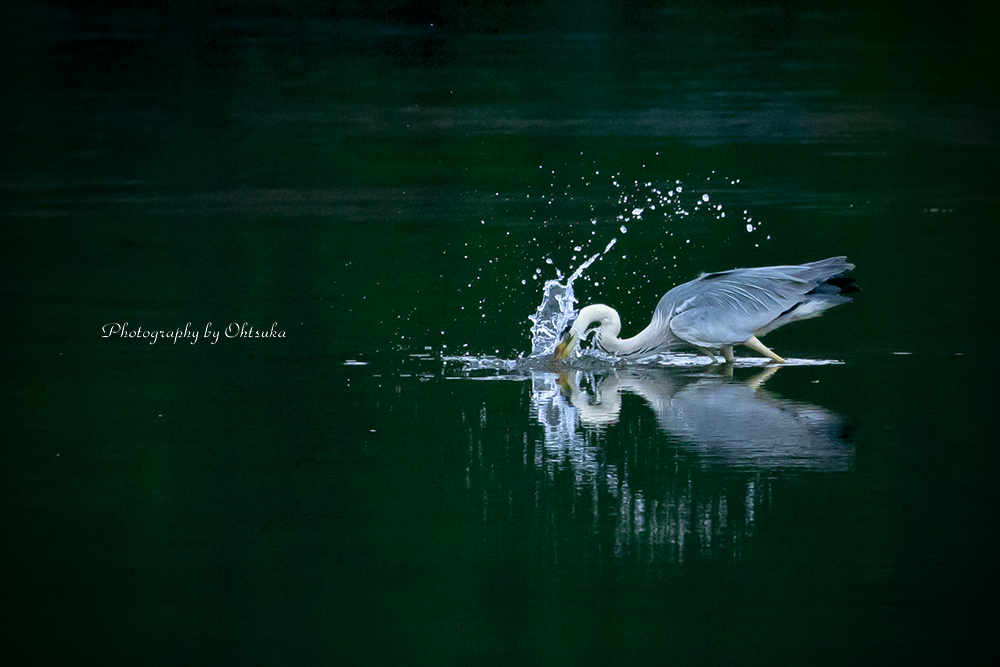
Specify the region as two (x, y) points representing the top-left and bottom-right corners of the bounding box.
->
(620, 225), (628, 233)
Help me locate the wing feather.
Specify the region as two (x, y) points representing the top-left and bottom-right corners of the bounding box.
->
(660, 258), (853, 348)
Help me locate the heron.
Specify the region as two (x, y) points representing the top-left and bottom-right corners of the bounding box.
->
(552, 256), (857, 363)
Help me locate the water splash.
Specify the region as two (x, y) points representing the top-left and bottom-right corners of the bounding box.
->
(528, 237), (617, 357)
(443, 239), (621, 375)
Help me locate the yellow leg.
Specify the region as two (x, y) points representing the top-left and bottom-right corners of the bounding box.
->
(722, 345), (734, 364)
(695, 346), (718, 364)
(744, 336), (786, 363)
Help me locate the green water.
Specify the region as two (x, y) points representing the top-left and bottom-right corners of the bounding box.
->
(3, 2), (999, 664)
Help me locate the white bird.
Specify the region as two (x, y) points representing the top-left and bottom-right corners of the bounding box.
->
(553, 256), (857, 363)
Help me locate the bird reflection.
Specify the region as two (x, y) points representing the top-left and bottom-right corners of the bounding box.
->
(556, 366), (853, 472)
(468, 366), (854, 568)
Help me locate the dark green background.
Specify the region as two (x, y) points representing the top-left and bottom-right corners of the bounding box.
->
(3, 1), (998, 664)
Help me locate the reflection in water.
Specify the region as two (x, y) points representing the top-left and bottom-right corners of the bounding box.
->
(465, 367), (853, 567)
(559, 367), (853, 471)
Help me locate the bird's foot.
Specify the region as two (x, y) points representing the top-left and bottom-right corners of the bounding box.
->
(745, 336), (786, 364)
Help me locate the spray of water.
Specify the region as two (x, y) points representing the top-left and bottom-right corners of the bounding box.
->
(444, 238), (618, 374)
(528, 238), (617, 357)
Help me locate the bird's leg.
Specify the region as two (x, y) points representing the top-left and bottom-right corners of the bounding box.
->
(695, 346), (719, 364)
(744, 336), (786, 363)
(722, 345), (734, 364)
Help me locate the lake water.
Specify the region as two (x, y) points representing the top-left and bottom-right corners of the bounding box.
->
(3, 1), (999, 664)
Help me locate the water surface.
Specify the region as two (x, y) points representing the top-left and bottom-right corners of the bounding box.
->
(3, 2), (999, 664)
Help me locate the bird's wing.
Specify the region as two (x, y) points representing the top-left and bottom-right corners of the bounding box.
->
(663, 267), (822, 347)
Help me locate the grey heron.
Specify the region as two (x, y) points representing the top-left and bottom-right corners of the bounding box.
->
(553, 256), (857, 363)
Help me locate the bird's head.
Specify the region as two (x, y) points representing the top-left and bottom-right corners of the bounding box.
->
(552, 305), (621, 361)
(553, 324), (580, 361)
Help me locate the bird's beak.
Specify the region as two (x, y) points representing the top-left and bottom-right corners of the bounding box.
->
(553, 330), (575, 361)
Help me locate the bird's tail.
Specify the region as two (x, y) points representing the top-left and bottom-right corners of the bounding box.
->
(755, 258), (858, 336)
(809, 276), (859, 296)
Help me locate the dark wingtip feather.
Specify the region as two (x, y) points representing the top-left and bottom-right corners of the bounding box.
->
(808, 276), (859, 295)
(828, 277), (860, 293)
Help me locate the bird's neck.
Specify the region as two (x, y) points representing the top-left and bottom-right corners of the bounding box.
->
(597, 322), (667, 357)
(571, 304), (668, 357)
(573, 303), (675, 358)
